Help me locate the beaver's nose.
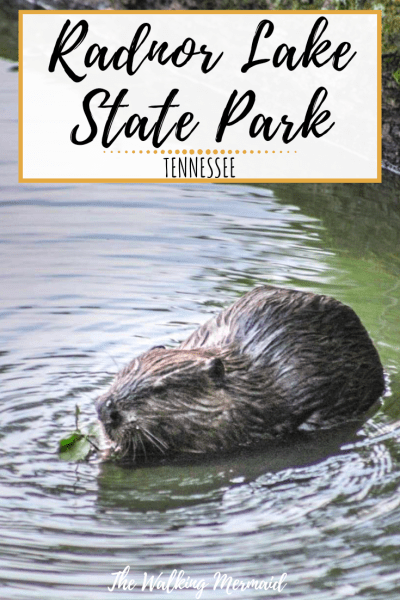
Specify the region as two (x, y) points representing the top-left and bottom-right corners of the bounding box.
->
(97, 397), (121, 425)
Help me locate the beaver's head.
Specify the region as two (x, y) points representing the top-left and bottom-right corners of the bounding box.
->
(96, 346), (230, 458)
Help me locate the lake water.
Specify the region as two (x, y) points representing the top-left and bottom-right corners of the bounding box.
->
(1, 58), (400, 599)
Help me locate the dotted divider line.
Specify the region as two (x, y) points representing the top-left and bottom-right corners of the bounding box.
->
(103, 149), (297, 154)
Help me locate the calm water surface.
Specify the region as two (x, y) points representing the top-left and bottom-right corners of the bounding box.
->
(1, 59), (400, 599)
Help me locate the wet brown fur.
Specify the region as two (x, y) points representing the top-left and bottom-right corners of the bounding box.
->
(96, 286), (385, 460)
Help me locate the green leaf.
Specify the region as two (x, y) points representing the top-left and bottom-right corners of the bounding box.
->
(59, 432), (92, 462)
(58, 416), (103, 462)
(59, 431), (83, 451)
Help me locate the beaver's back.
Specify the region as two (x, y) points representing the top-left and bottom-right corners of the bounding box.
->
(180, 286), (385, 425)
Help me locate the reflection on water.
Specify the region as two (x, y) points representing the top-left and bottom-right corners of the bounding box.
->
(1, 59), (400, 599)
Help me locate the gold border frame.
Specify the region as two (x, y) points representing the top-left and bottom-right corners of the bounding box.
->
(18, 10), (382, 184)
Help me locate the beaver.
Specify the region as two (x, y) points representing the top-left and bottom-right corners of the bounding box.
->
(96, 286), (385, 459)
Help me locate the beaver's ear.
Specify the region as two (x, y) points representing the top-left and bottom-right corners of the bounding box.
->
(206, 357), (225, 385)
(153, 379), (166, 394)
